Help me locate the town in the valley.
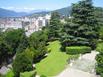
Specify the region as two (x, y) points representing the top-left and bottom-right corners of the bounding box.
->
(0, 14), (51, 36)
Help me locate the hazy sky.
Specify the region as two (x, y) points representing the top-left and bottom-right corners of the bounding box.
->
(0, 0), (103, 12)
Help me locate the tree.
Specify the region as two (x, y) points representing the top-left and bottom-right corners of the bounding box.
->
(12, 51), (33, 77)
(71, 0), (99, 39)
(94, 7), (103, 28)
(29, 31), (47, 62)
(4, 29), (28, 55)
(0, 36), (12, 65)
(61, 0), (99, 50)
(48, 12), (61, 40)
(99, 26), (103, 40)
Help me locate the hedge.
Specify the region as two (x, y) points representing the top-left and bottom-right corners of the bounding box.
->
(20, 70), (36, 77)
(66, 46), (91, 55)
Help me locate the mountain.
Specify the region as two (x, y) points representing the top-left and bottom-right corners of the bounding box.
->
(29, 7), (71, 17)
(28, 11), (49, 17)
(54, 7), (71, 16)
(0, 7), (71, 17)
(0, 8), (49, 17)
(0, 8), (28, 17)
(1, 6), (102, 18)
(29, 9), (49, 14)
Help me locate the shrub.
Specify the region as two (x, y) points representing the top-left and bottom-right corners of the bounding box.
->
(20, 70), (36, 77)
(40, 75), (47, 77)
(96, 66), (103, 75)
(13, 52), (33, 77)
(96, 54), (103, 75)
(96, 43), (103, 53)
(99, 26), (103, 40)
(66, 46), (91, 55)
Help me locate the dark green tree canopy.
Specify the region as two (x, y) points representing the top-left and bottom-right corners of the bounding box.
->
(4, 29), (28, 54)
(13, 51), (33, 77)
(61, 0), (99, 50)
(48, 12), (61, 39)
(71, 0), (98, 37)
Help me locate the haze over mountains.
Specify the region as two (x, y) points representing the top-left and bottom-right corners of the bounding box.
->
(0, 7), (71, 17)
(0, 8), (28, 17)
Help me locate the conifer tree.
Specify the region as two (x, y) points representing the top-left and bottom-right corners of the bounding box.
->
(61, 0), (99, 50)
(48, 12), (61, 40)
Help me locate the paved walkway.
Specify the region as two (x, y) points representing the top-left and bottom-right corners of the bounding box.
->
(57, 51), (99, 77)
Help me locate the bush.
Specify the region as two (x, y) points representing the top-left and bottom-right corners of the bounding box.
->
(96, 43), (103, 53)
(96, 54), (103, 75)
(13, 52), (33, 77)
(99, 26), (103, 40)
(96, 66), (103, 75)
(40, 75), (47, 77)
(66, 46), (91, 55)
(20, 70), (36, 77)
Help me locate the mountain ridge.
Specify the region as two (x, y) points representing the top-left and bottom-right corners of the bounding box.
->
(0, 7), (71, 17)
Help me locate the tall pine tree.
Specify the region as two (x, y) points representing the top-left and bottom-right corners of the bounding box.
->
(48, 12), (61, 40)
(72, 0), (98, 39)
(61, 0), (99, 50)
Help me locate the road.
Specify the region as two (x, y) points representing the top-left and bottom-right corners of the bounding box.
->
(57, 51), (100, 77)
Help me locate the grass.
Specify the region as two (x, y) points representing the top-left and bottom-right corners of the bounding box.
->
(35, 41), (69, 76)
(5, 70), (14, 77)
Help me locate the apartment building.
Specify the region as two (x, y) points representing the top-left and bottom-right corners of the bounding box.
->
(0, 14), (51, 36)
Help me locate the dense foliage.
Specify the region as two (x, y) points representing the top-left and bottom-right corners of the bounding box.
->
(29, 31), (48, 62)
(0, 29), (29, 67)
(47, 12), (61, 40)
(96, 43), (103, 77)
(0, 33), (12, 66)
(12, 51), (33, 77)
(4, 29), (28, 54)
(60, 0), (99, 51)
(94, 7), (103, 27)
(95, 6), (103, 77)
(0, 29), (48, 77)
(99, 26), (103, 40)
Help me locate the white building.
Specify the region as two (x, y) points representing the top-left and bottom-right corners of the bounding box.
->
(0, 14), (51, 36)
(0, 18), (22, 31)
(24, 14), (51, 36)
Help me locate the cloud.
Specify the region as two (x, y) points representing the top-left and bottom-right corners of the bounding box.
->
(1, 6), (35, 12)
(1, 6), (15, 10)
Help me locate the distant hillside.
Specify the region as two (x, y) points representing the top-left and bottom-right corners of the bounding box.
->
(28, 11), (49, 17)
(0, 8), (28, 17)
(54, 7), (71, 16)
(1, 6), (102, 18)
(0, 8), (49, 17)
(29, 7), (71, 17)
(0, 7), (71, 17)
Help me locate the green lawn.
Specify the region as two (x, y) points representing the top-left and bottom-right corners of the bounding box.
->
(5, 70), (14, 77)
(35, 41), (69, 76)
